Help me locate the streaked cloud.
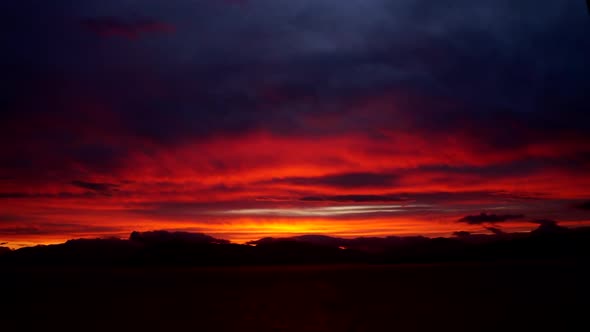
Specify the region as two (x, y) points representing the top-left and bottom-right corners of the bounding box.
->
(219, 204), (431, 217)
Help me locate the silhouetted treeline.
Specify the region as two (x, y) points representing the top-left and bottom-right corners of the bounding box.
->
(1, 226), (589, 266)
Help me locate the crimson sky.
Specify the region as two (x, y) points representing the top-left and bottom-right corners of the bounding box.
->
(2, 0), (590, 248)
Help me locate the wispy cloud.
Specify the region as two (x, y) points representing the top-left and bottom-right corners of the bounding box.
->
(218, 204), (431, 217)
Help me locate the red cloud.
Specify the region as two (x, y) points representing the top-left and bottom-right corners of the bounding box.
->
(3, 89), (590, 247)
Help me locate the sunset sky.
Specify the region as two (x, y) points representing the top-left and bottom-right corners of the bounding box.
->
(2, 0), (590, 248)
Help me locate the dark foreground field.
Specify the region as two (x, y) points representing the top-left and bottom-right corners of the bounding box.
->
(2, 262), (588, 332)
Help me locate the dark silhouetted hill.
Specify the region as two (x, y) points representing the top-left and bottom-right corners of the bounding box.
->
(1, 225), (589, 266)
(129, 230), (229, 245)
(0, 246), (11, 255)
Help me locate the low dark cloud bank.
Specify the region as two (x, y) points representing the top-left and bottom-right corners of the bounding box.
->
(575, 201), (590, 210)
(300, 194), (408, 203)
(269, 173), (399, 189)
(71, 180), (120, 194)
(531, 219), (568, 234)
(484, 227), (507, 236)
(458, 213), (525, 224)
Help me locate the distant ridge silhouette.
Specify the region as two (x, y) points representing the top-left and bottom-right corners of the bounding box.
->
(2, 222), (589, 266)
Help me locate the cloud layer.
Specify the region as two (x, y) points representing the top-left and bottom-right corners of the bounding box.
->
(1, 0), (590, 246)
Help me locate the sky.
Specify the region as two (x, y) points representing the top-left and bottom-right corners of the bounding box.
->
(2, 0), (590, 248)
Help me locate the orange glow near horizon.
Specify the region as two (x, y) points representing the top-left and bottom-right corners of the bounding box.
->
(3, 211), (590, 249)
(2, 128), (590, 249)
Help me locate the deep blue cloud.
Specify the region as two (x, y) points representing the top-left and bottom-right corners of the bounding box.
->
(2, 0), (589, 187)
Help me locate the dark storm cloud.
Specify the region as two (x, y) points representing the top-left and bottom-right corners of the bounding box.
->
(300, 194), (409, 203)
(531, 219), (568, 234)
(458, 213), (525, 224)
(71, 180), (120, 194)
(268, 173), (398, 189)
(485, 227), (507, 236)
(574, 201), (590, 210)
(0, 189), (128, 199)
(0, 192), (105, 199)
(81, 17), (175, 39)
(415, 161), (547, 178)
(0, 193), (31, 199)
(2, 0), (590, 220)
(5, 0), (590, 144)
